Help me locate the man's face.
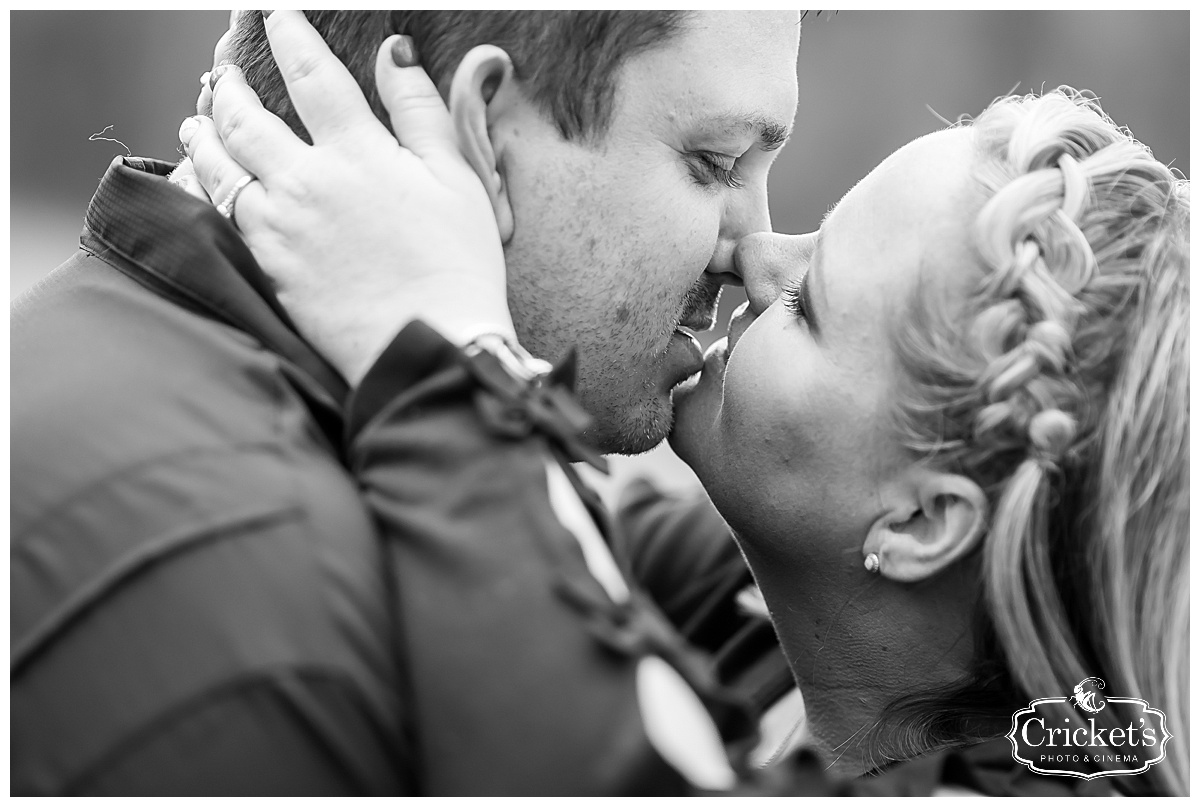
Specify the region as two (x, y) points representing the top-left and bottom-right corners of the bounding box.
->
(495, 11), (800, 454)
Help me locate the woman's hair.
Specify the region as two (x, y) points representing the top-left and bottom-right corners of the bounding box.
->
(885, 87), (1189, 794)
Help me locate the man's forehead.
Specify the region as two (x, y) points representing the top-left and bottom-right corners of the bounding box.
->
(618, 11), (798, 148)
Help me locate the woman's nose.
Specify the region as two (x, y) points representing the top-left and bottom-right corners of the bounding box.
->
(734, 231), (819, 315)
(705, 185), (772, 282)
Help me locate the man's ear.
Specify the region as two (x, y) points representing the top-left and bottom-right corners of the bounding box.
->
(864, 468), (988, 583)
(448, 44), (518, 243)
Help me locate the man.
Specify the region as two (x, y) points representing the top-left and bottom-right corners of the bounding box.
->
(11, 11), (799, 795)
(225, 10), (798, 454)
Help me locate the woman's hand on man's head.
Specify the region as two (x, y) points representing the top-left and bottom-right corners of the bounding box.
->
(178, 10), (513, 386)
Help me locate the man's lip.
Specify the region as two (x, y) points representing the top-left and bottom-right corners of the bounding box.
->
(670, 328), (705, 380)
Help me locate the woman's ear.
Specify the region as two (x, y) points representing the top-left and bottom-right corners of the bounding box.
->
(864, 468), (988, 583)
(448, 44), (517, 243)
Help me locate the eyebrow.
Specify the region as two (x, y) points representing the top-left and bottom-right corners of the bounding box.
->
(703, 112), (792, 152)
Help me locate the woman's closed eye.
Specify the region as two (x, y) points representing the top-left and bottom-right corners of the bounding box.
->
(782, 272), (808, 320)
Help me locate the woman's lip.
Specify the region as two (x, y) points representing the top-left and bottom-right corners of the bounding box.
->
(727, 301), (754, 356)
(695, 301), (752, 380)
(702, 336), (728, 375)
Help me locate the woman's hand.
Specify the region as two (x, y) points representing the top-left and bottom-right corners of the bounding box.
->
(179, 10), (513, 386)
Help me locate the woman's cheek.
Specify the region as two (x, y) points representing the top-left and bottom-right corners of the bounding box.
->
(719, 359), (790, 480)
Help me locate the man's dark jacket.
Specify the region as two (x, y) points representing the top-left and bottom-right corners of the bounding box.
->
(11, 157), (763, 796)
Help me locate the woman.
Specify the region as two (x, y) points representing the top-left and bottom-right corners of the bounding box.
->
(669, 93), (1189, 793)
(181, 13), (1188, 795)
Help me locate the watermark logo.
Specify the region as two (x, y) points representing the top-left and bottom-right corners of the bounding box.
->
(1068, 676), (1106, 714)
(1008, 678), (1172, 780)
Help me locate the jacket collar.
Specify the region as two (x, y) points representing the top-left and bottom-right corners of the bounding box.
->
(82, 156), (349, 411)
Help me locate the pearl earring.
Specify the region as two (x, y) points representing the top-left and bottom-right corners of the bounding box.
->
(864, 553), (881, 574)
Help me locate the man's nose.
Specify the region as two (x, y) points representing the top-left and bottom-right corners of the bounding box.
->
(704, 185), (772, 281)
(734, 231), (818, 315)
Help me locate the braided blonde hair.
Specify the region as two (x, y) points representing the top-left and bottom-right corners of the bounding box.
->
(888, 87), (1188, 794)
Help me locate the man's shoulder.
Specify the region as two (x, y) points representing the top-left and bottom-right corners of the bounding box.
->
(13, 250), (321, 521)
(12, 254), (399, 793)
(10, 439), (400, 794)
(12, 247), (390, 686)
(14, 247), (285, 423)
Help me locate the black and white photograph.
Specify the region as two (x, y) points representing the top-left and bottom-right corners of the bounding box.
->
(10, 10), (1190, 796)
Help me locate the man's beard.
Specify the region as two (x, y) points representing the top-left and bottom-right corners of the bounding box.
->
(675, 274), (724, 335)
(586, 274), (726, 456)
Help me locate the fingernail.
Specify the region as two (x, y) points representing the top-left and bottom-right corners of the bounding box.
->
(391, 35), (419, 68)
(178, 116), (201, 147)
(209, 63), (234, 90)
(199, 71), (211, 87)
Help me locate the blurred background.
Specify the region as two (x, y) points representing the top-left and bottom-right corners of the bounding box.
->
(9, 11), (1190, 488)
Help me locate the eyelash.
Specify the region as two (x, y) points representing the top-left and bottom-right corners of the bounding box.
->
(782, 274), (807, 320)
(689, 152), (744, 190)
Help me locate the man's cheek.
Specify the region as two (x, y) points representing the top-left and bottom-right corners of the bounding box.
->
(678, 214), (720, 265)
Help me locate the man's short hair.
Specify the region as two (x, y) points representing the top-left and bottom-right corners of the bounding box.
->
(230, 11), (690, 143)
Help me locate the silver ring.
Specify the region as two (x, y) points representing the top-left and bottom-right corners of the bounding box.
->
(216, 174), (256, 224)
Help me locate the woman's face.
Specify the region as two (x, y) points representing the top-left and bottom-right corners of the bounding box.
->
(671, 128), (979, 610)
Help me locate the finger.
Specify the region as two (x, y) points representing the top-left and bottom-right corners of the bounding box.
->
(261, 10), (379, 144)
(167, 159), (212, 203)
(224, 177), (268, 236)
(181, 114), (255, 211)
(374, 35), (460, 168)
(208, 64), (305, 180)
(181, 115), (269, 234)
(197, 71), (214, 116)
